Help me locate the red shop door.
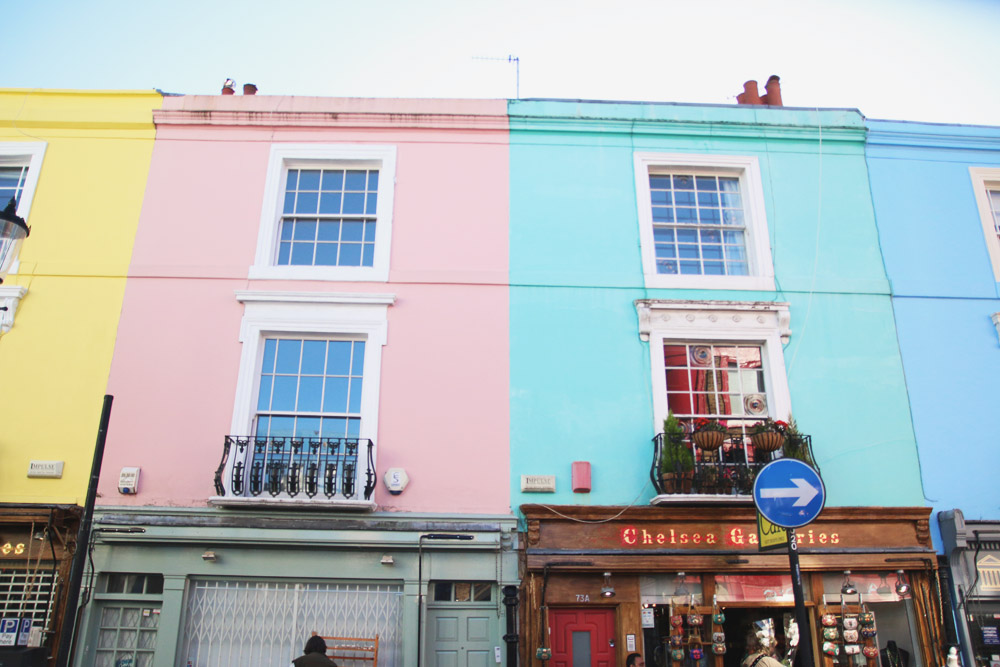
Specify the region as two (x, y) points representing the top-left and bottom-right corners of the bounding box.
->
(550, 607), (617, 667)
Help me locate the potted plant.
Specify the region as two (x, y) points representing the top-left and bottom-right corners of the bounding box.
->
(660, 411), (695, 493)
(781, 415), (814, 466)
(749, 418), (788, 453)
(692, 418), (727, 451)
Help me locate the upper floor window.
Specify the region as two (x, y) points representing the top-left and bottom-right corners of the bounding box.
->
(255, 337), (366, 439)
(635, 153), (774, 291)
(970, 167), (1000, 281)
(0, 142), (46, 277)
(251, 145), (396, 282)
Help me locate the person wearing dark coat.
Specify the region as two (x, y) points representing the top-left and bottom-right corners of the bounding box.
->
(291, 635), (338, 667)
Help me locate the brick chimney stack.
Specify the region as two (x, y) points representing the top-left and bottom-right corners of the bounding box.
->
(737, 75), (782, 106)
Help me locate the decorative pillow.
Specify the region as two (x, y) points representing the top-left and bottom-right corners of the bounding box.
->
(823, 627), (839, 641)
(712, 642), (727, 655)
(822, 642), (840, 657)
(821, 614), (838, 627)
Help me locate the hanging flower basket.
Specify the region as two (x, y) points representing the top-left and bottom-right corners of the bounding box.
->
(692, 430), (725, 451)
(752, 431), (785, 452)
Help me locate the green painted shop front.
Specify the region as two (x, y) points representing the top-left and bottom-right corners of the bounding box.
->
(72, 509), (519, 667)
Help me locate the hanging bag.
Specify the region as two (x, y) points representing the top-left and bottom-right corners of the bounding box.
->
(712, 595), (725, 625)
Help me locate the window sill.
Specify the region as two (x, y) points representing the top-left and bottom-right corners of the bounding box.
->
(208, 496), (376, 511)
(248, 265), (389, 283)
(643, 273), (775, 291)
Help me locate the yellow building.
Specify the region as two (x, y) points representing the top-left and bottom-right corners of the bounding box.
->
(0, 89), (161, 662)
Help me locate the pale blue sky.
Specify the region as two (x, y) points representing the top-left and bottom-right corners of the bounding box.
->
(6, 0), (1000, 125)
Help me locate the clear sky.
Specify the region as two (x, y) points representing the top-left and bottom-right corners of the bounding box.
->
(6, 0), (1000, 126)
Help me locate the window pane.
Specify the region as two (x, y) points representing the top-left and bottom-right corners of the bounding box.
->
(301, 341), (326, 374)
(275, 340), (302, 374)
(298, 170), (321, 191)
(271, 376), (297, 411)
(434, 583), (452, 601)
(297, 376), (323, 411)
(323, 378), (349, 412)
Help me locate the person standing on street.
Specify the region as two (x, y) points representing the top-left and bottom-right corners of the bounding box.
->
(291, 635), (338, 667)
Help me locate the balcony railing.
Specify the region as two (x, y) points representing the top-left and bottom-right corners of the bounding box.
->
(650, 430), (818, 497)
(214, 436), (376, 504)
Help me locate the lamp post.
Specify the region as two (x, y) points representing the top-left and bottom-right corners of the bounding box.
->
(0, 196), (30, 285)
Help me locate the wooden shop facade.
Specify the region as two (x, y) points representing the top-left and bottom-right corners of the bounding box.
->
(520, 504), (946, 667)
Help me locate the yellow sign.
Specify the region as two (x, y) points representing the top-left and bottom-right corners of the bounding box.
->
(757, 512), (789, 551)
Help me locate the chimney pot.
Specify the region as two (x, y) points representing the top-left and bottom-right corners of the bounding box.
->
(221, 78), (235, 95)
(764, 75), (782, 106)
(742, 80), (761, 105)
(243, 83), (258, 95)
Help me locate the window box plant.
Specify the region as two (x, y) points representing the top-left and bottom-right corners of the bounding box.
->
(780, 415), (814, 466)
(660, 411), (695, 493)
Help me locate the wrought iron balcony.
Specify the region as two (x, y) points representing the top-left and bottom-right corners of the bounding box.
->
(213, 436), (376, 507)
(650, 430), (818, 497)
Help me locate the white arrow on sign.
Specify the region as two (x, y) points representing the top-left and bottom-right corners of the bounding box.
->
(759, 478), (820, 507)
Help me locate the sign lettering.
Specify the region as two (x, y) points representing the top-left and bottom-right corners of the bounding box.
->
(620, 525), (838, 549)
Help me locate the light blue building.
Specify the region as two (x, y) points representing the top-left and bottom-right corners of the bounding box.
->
(867, 119), (1000, 667)
(508, 98), (936, 665)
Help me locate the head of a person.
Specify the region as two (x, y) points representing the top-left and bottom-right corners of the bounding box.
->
(304, 635), (327, 655)
(626, 652), (645, 667)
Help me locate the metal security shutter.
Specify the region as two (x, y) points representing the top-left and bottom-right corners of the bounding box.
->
(180, 580), (403, 666)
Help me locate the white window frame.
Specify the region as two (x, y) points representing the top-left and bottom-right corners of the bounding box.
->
(250, 144), (396, 282)
(636, 300), (792, 433)
(969, 167), (1000, 281)
(0, 141), (47, 277)
(634, 152), (775, 291)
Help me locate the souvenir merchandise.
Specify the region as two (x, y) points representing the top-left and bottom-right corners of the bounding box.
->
(712, 596), (725, 625)
(672, 648), (685, 661)
(845, 644), (861, 655)
(821, 613), (838, 627)
(858, 609), (876, 626)
(822, 642), (840, 657)
(670, 614), (684, 628)
(690, 647), (704, 660)
(861, 625), (878, 639)
(712, 642), (727, 655)
(712, 632), (726, 644)
(863, 646), (880, 659)
(843, 617), (859, 631)
(822, 627), (839, 641)
(670, 635), (684, 648)
(843, 630), (859, 643)
(688, 613), (704, 626)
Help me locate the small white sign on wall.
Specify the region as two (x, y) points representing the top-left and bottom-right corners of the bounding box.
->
(521, 475), (556, 492)
(27, 461), (63, 478)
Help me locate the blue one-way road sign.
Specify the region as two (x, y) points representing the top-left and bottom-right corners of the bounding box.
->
(752, 459), (825, 528)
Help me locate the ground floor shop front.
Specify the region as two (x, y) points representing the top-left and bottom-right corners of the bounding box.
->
(521, 504), (946, 667)
(74, 507), (519, 667)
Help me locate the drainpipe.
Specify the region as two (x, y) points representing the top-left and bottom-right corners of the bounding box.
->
(54, 395), (113, 667)
(502, 585), (519, 667)
(416, 534), (474, 667)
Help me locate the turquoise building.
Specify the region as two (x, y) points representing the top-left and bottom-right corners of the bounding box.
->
(509, 99), (939, 665)
(867, 119), (1000, 667)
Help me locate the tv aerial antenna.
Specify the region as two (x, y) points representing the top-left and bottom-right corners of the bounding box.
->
(472, 54), (520, 99)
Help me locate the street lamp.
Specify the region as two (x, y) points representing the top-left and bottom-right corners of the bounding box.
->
(0, 196), (30, 284)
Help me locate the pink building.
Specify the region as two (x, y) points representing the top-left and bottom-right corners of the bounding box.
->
(83, 94), (517, 667)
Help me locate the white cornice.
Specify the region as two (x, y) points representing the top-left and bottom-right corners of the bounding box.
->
(235, 290), (396, 305)
(635, 299), (791, 343)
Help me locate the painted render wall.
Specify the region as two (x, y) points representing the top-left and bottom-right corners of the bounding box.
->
(508, 100), (924, 512)
(866, 120), (1000, 548)
(99, 96), (511, 514)
(0, 89), (160, 504)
